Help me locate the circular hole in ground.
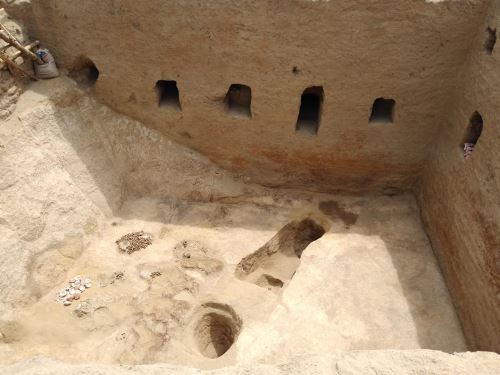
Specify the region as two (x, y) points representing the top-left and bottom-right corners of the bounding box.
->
(194, 305), (241, 359)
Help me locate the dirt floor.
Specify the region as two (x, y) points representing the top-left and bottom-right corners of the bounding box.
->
(1, 4), (500, 374)
(0, 191), (468, 367)
(0, 78), (468, 366)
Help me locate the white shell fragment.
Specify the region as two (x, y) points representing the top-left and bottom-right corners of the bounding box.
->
(57, 276), (92, 306)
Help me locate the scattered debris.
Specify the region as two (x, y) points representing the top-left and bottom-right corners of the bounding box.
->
(138, 262), (199, 296)
(173, 240), (224, 274)
(116, 231), (153, 254)
(139, 270), (163, 281)
(73, 301), (93, 318)
(56, 276), (92, 306)
(98, 271), (125, 287)
(464, 142), (475, 160)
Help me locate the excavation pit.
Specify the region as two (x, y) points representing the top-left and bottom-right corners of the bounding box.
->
(235, 218), (326, 290)
(0, 1), (500, 373)
(193, 304), (242, 359)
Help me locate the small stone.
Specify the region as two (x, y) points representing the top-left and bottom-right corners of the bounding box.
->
(117, 239), (131, 252)
(74, 301), (92, 318)
(63, 300), (72, 306)
(84, 283), (91, 288)
(59, 290), (67, 297)
(79, 285), (86, 292)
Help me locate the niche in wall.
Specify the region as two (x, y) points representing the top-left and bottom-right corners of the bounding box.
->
(485, 27), (497, 55)
(296, 86), (324, 135)
(369, 98), (395, 123)
(462, 111), (483, 160)
(225, 84), (252, 117)
(69, 56), (100, 87)
(155, 80), (181, 110)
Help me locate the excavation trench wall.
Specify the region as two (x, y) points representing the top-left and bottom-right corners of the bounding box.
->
(6, 0), (487, 192)
(418, 0), (500, 352)
(4, 0), (500, 353)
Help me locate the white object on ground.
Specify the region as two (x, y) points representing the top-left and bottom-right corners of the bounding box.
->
(34, 48), (59, 79)
(56, 276), (92, 306)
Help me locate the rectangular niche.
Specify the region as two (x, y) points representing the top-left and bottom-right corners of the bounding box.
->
(462, 111), (483, 160)
(485, 27), (497, 55)
(369, 97), (395, 123)
(155, 80), (181, 110)
(296, 86), (324, 135)
(225, 84), (252, 118)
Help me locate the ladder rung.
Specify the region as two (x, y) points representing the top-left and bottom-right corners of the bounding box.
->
(0, 40), (39, 70)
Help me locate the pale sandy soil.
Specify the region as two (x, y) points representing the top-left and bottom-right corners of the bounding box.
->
(0, 5), (499, 374)
(0, 76), (468, 370)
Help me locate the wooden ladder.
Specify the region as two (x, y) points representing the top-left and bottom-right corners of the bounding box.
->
(0, 8), (41, 80)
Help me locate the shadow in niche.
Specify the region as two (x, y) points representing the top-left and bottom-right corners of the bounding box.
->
(296, 86), (323, 135)
(485, 26), (497, 55)
(34, 79), (466, 353)
(225, 84), (252, 118)
(369, 98), (395, 123)
(69, 56), (100, 89)
(156, 80), (181, 110)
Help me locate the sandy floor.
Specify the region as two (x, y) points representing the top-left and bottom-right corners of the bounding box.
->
(0, 76), (466, 369)
(0, 191), (466, 368)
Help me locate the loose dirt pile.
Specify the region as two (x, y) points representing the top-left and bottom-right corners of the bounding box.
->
(116, 231), (153, 254)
